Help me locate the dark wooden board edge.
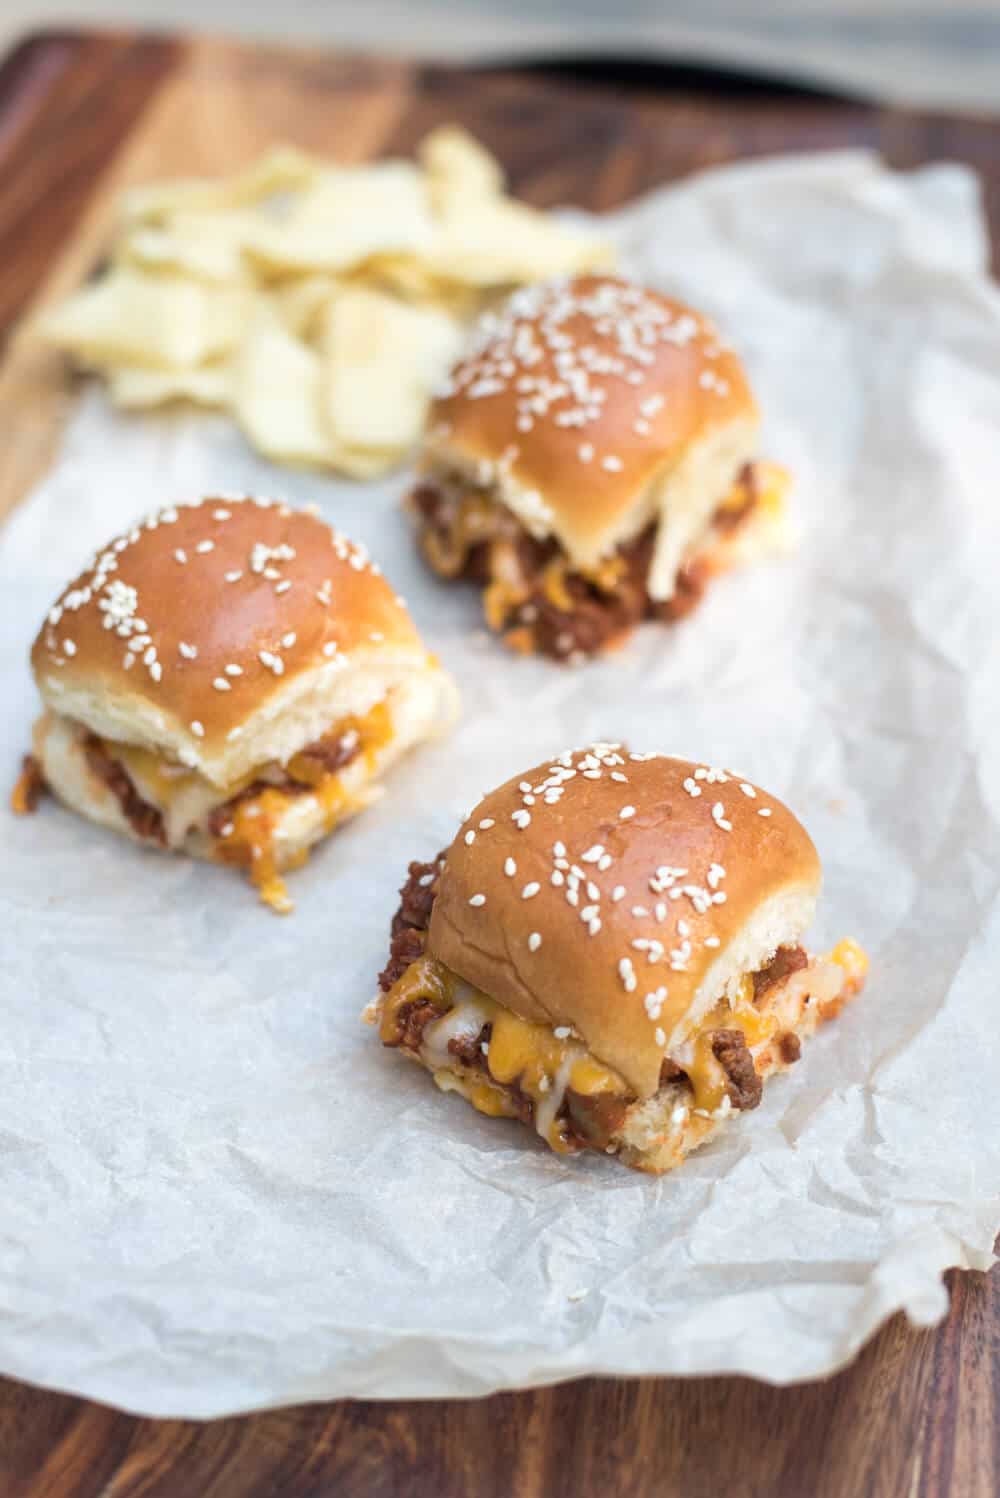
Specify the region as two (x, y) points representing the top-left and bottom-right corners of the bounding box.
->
(0, 30), (184, 342)
(1, 27), (999, 351)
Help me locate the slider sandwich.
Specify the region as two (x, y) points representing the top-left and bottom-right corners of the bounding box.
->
(370, 745), (866, 1172)
(410, 274), (790, 660)
(12, 495), (458, 912)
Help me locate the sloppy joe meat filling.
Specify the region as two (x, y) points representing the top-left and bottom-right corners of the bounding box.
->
(377, 855), (862, 1156)
(411, 461), (776, 659)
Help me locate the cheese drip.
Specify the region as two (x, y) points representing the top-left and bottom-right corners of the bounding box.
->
(215, 699), (393, 912)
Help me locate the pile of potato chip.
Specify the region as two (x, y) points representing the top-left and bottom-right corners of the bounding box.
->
(37, 127), (613, 477)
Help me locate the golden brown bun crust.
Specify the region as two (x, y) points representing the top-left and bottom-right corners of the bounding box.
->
(31, 495), (420, 756)
(427, 275), (757, 540)
(427, 745), (820, 1099)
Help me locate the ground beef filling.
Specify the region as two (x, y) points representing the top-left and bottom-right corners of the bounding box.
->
(83, 734), (167, 845)
(711, 1029), (764, 1111)
(379, 869), (809, 1151)
(378, 852), (449, 992)
(412, 463), (758, 660)
(753, 943), (808, 1003)
(78, 724), (365, 846)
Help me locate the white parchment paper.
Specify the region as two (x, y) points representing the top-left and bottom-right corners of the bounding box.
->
(2, 151), (999, 1416)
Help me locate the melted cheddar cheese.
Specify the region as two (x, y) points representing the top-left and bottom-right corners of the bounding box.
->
(216, 699), (394, 913)
(381, 937), (867, 1149)
(97, 700), (394, 913)
(380, 957), (628, 1152)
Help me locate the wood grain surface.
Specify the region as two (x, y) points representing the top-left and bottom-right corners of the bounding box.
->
(0, 29), (997, 1498)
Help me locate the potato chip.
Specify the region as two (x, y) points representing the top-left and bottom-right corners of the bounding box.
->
(270, 274), (341, 340)
(420, 125), (504, 212)
(36, 266), (249, 369)
(119, 145), (318, 225)
(428, 197), (614, 286)
(120, 211), (260, 284)
(320, 288), (463, 451)
(246, 162), (433, 275)
(231, 309), (335, 467)
(108, 363), (231, 409)
(360, 256), (485, 319)
(37, 127), (615, 479)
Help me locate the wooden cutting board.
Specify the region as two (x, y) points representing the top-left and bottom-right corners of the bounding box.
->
(0, 28), (997, 1498)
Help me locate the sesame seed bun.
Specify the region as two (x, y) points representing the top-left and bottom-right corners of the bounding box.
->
(423, 276), (760, 597)
(427, 745), (821, 1100)
(31, 495), (456, 788)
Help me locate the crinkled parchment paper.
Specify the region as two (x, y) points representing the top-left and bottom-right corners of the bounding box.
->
(1, 152), (999, 1416)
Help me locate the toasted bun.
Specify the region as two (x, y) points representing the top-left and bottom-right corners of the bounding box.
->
(427, 745), (820, 1099)
(424, 276), (760, 592)
(31, 495), (455, 787)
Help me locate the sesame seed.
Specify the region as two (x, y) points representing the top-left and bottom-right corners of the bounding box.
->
(705, 936), (721, 948)
(711, 802), (733, 832)
(219, 823), (234, 838)
(619, 805), (636, 820)
(553, 841), (566, 857)
(469, 894), (486, 907)
(504, 858), (517, 877)
(464, 831), (476, 846)
(601, 456), (623, 473)
(758, 808), (772, 817)
(512, 810), (531, 829)
(63, 640), (76, 657)
(618, 958), (637, 993)
(213, 508), (231, 520)
(190, 720), (205, 738)
(655, 1027), (666, 1047)
(479, 818), (495, 830)
(149, 662), (162, 682)
(225, 663), (242, 676)
(611, 886), (626, 902)
(213, 677), (231, 691)
(739, 782), (757, 798)
(522, 882), (540, 899)
(224, 570), (242, 583)
(578, 443), (594, 462)
(174, 549), (188, 563)
(551, 870), (564, 886)
(195, 540), (214, 554)
(528, 932), (542, 952)
(281, 632), (296, 648)
(323, 642), (338, 657)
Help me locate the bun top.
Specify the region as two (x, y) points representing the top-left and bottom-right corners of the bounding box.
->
(427, 745), (821, 1099)
(31, 495), (427, 785)
(424, 275), (758, 569)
